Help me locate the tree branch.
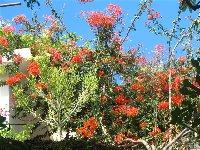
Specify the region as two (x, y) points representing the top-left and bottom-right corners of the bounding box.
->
(163, 128), (189, 150)
(122, 138), (152, 150)
(185, 0), (200, 11)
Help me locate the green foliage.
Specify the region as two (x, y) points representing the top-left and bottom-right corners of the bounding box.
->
(173, 58), (200, 131)
(181, 58), (200, 97)
(0, 125), (33, 142)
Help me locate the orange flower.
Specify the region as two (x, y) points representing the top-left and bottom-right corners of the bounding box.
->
(114, 133), (126, 143)
(0, 36), (8, 47)
(139, 123), (147, 128)
(70, 54), (82, 64)
(151, 126), (161, 137)
(6, 73), (26, 85)
(2, 26), (15, 33)
(136, 95), (144, 103)
(115, 93), (129, 104)
(98, 70), (104, 76)
(77, 117), (98, 139)
(101, 95), (107, 103)
(13, 14), (26, 24)
(113, 105), (138, 117)
(114, 86), (122, 92)
(27, 62), (40, 76)
(172, 94), (183, 105)
(158, 101), (169, 110)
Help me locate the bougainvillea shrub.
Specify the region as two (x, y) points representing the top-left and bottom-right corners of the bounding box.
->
(0, 0), (199, 149)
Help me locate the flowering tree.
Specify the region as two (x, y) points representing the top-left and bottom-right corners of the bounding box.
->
(0, 0), (199, 149)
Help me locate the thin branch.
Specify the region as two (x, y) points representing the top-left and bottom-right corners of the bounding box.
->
(163, 128), (189, 150)
(123, 138), (151, 150)
(121, 0), (151, 43)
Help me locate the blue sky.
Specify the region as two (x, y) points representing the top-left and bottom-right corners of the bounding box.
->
(0, 0), (199, 59)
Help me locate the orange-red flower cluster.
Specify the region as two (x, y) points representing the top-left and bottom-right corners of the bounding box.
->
(97, 70), (105, 76)
(107, 4), (122, 19)
(131, 82), (146, 92)
(87, 11), (114, 28)
(139, 123), (147, 128)
(172, 94), (183, 105)
(113, 105), (139, 117)
(178, 56), (187, 63)
(49, 48), (63, 63)
(77, 117), (98, 138)
(2, 26), (15, 33)
(158, 101), (169, 110)
(115, 93), (129, 104)
(114, 86), (122, 92)
(101, 95), (107, 103)
(0, 36), (8, 47)
(13, 14), (27, 24)
(114, 132), (126, 143)
(70, 54), (83, 64)
(6, 73), (26, 85)
(27, 62), (40, 76)
(136, 95), (144, 103)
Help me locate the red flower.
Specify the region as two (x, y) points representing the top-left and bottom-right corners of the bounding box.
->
(6, 73), (26, 85)
(114, 133), (126, 143)
(158, 101), (169, 110)
(98, 70), (104, 76)
(70, 54), (83, 64)
(151, 126), (161, 137)
(136, 95), (144, 103)
(101, 95), (107, 103)
(77, 117), (98, 139)
(87, 11), (114, 28)
(49, 48), (63, 63)
(131, 82), (146, 92)
(27, 62), (40, 76)
(172, 94), (183, 105)
(19, 29), (25, 33)
(115, 93), (129, 104)
(163, 131), (172, 142)
(139, 123), (147, 128)
(114, 86), (122, 92)
(116, 57), (126, 65)
(113, 105), (138, 117)
(154, 45), (166, 51)
(13, 14), (27, 24)
(148, 14), (153, 20)
(135, 56), (146, 64)
(2, 26), (15, 33)
(107, 4), (122, 18)
(0, 36), (8, 47)
(153, 12), (161, 18)
(178, 56), (187, 63)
